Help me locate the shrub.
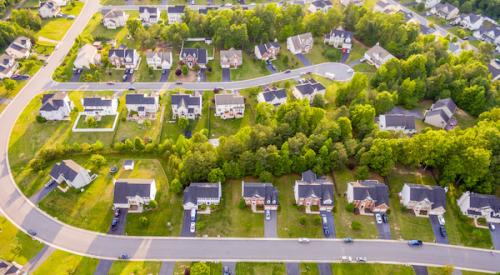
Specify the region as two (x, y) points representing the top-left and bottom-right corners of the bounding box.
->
(148, 200), (158, 209)
(90, 154), (106, 168)
(313, 216), (322, 226)
(355, 165), (369, 180)
(259, 171), (273, 183)
(238, 198), (246, 209)
(299, 217), (306, 226)
(182, 65), (189, 75)
(175, 68), (182, 76)
(351, 221), (362, 230)
(345, 203), (355, 213)
(324, 48), (341, 61)
(35, 115), (47, 123)
(170, 178), (183, 194)
(140, 216), (149, 227)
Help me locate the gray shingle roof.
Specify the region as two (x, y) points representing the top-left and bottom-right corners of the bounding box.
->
(40, 92), (67, 112)
(256, 42), (280, 56)
(50, 160), (84, 182)
(326, 29), (352, 40)
(168, 5), (185, 13)
(126, 93), (156, 105)
(352, 180), (389, 207)
(297, 170), (334, 205)
(432, 98), (457, 113)
(426, 109), (450, 123)
(171, 94), (201, 107)
(311, 0), (332, 8)
(83, 97), (113, 107)
(113, 179), (154, 204)
(406, 184), (446, 210)
(180, 48), (207, 64)
(139, 6), (159, 14)
(261, 88), (287, 103)
(295, 79), (326, 96)
(469, 192), (500, 213)
(183, 182), (221, 204)
(215, 94), (244, 105)
(242, 182), (279, 205)
(383, 114), (416, 130)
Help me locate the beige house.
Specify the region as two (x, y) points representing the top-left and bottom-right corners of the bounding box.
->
(399, 184), (446, 217)
(346, 180), (389, 215)
(423, 98), (457, 129)
(5, 37), (32, 60)
(220, 48), (243, 69)
(287, 33), (314, 54)
(74, 44), (101, 70)
(242, 182), (279, 213)
(364, 42), (395, 68)
(102, 9), (128, 29)
(0, 54), (18, 80)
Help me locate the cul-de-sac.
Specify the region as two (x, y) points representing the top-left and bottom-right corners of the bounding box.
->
(0, 0), (498, 274)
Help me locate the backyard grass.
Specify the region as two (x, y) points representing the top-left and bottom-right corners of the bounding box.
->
(333, 169), (379, 239)
(0, 216), (44, 265)
(195, 179), (264, 237)
(134, 54), (164, 82)
(37, 19), (75, 41)
(75, 114), (117, 129)
(109, 261), (162, 275)
(273, 42), (302, 72)
(62, 1), (84, 16)
(235, 262), (286, 275)
(231, 51), (270, 81)
(332, 263), (415, 275)
(124, 159), (184, 236)
(346, 40), (369, 64)
(33, 250), (99, 275)
(455, 109), (477, 129)
(300, 263), (319, 275)
(206, 50), (222, 82)
(173, 262), (222, 275)
(305, 37), (341, 64)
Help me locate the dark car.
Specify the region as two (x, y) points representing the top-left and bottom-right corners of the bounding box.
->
(408, 240), (423, 246)
(176, 82), (183, 85)
(118, 253), (129, 259)
(382, 214), (388, 223)
(284, 70), (291, 74)
(223, 266), (230, 275)
(343, 237), (353, 243)
(11, 74), (30, 80)
(128, 86), (136, 91)
(324, 228), (330, 237)
(27, 229), (37, 236)
(439, 225), (447, 237)
(109, 166), (118, 174)
(111, 218), (119, 231)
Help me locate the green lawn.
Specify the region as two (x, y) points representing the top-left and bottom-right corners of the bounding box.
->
(305, 37), (342, 64)
(300, 263), (319, 275)
(273, 42), (301, 72)
(332, 263), (415, 275)
(347, 40), (369, 64)
(230, 51), (270, 81)
(206, 50), (222, 82)
(124, 159), (184, 236)
(75, 114), (116, 129)
(353, 63), (376, 73)
(33, 250), (99, 275)
(333, 169), (379, 239)
(109, 261), (162, 275)
(37, 19), (74, 41)
(173, 262), (222, 275)
(196, 179), (264, 237)
(134, 54), (164, 82)
(235, 262), (286, 275)
(455, 109), (477, 129)
(0, 216), (44, 265)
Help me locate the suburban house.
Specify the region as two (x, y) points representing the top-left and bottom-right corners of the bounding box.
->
(74, 44), (101, 70)
(340, 0), (363, 7)
(457, 191), (500, 224)
(108, 47), (140, 70)
(145, 49), (173, 70)
(255, 42), (280, 61)
(125, 93), (160, 118)
(198, 7), (216, 14)
(49, 160), (93, 189)
(241, 182), (279, 212)
(488, 59), (500, 81)
(430, 3), (459, 20)
(39, 92), (73, 121)
(399, 184), (446, 217)
(448, 42), (463, 55)
(214, 94), (245, 119)
(324, 28), (353, 53)
(415, 0), (440, 9)
(180, 48), (207, 69)
(102, 9), (128, 29)
(454, 13), (484, 30)
(473, 23), (500, 45)
(168, 5), (185, 24)
(346, 180), (390, 215)
(294, 170), (334, 213)
(139, 6), (160, 25)
(49, 0), (67, 6)
(183, 182), (222, 211)
(423, 98), (457, 129)
(287, 33), (314, 54)
(5, 36), (32, 59)
(399, 10), (414, 21)
(171, 93), (202, 120)
(374, 0), (398, 14)
(308, 0), (333, 13)
(0, 54), (17, 80)
(0, 259), (22, 275)
(292, 78), (326, 101)
(39, 0), (59, 18)
(82, 97), (118, 116)
(364, 43), (395, 68)
(257, 87), (287, 106)
(220, 48), (243, 69)
(377, 114), (416, 134)
(113, 179), (157, 213)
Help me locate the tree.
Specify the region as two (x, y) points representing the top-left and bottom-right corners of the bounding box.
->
(11, 10), (41, 31)
(373, 91), (395, 114)
(345, 203), (355, 212)
(337, 117), (353, 140)
(190, 262), (210, 275)
(85, 116), (96, 127)
(208, 168), (225, 183)
(349, 104), (375, 137)
(355, 165), (369, 180)
(170, 178), (183, 194)
(182, 65), (189, 75)
(162, 22), (189, 47)
(311, 94), (326, 108)
(259, 171), (273, 182)
(3, 79), (16, 92)
(90, 154), (106, 168)
(178, 117), (189, 130)
(126, 19), (143, 37)
(361, 139), (395, 176)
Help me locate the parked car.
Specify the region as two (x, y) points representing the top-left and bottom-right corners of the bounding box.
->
(114, 208), (120, 217)
(128, 86), (135, 91)
(343, 237), (353, 243)
(340, 256), (352, 262)
(325, 72), (335, 80)
(11, 74), (29, 80)
(176, 82), (183, 85)
(107, 81), (115, 85)
(118, 253), (129, 259)
(284, 70), (291, 74)
(265, 209), (271, 221)
(190, 222), (196, 233)
(298, 238), (310, 244)
(382, 214), (388, 223)
(109, 166), (118, 174)
(439, 225), (447, 237)
(408, 240), (423, 246)
(489, 223), (496, 231)
(27, 229), (37, 236)
(223, 266), (230, 275)
(355, 256), (367, 263)
(324, 228), (330, 237)
(437, 215), (445, 226)
(111, 218), (119, 231)
(190, 208), (196, 222)
(375, 213), (383, 224)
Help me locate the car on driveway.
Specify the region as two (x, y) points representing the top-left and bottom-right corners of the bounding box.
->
(111, 218), (119, 231)
(223, 266), (230, 275)
(114, 208), (120, 217)
(489, 223), (496, 231)
(439, 225), (447, 237)
(265, 209), (271, 221)
(190, 208), (196, 222)
(408, 240), (423, 246)
(190, 222), (196, 233)
(382, 214), (388, 223)
(438, 215), (445, 225)
(375, 213), (383, 224)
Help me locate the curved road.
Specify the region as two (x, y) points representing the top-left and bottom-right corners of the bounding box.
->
(0, 0), (499, 273)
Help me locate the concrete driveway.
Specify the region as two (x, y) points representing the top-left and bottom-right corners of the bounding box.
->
(490, 223), (500, 250)
(341, 52), (350, 63)
(122, 71), (133, 82)
(429, 215), (448, 244)
(94, 260), (113, 275)
(375, 213), (391, 240)
(71, 70), (81, 81)
(109, 208), (128, 236)
(286, 262), (299, 275)
(221, 262), (236, 275)
(295, 53), (312, 66)
(266, 63), (277, 73)
(29, 181), (57, 204)
(264, 210), (277, 238)
(198, 69), (206, 82)
(318, 263), (332, 275)
(160, 69), (170, 82)
(413, 265), (429, 275)
(321, 211), (336, 238)
(222, 68), (231, 82)
(159, 262), (175, 275)
(181, 210), (195, 237)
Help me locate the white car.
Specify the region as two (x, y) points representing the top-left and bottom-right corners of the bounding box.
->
(298, 238), (310, 244)
(265, 209), (271, 221)
(341, 256), (352, 262)
(375, 213), (383, 224)
(355, 256), (367, 263)
(190, 222), (196, 233)
(437, 215), (445, 225)
(347, 68), (354, 73)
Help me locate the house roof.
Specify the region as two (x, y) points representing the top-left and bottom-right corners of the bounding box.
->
(326, 28), (353, 40)
(49, 160), (84, 182)
(434, 3), (457, 14)
(40, 92), (67, 111)
(0, 54), (15, 73)
(126, 93), (157, 105)
(103, 9), (125, 19)
(139, 6), (159, 14)
(366, 43), (394, 60)
(301, 170), (318, 183)
(294, 78), (326, 96)
(488, 60), (500, 80)
(420, 24), (436, 35)
(220, 48), (243, 67)
(108, 48), (137, 63)
(351, 180), (389, 207)
(83, 97), (113, 107)
(261, 88), (287, 103)
(242, 182), (279, 205)
(311, 0), (332, 8)
(171, 94), (201, 107)
(425, 109), (450, 123)
(0, 260), (19, 275)
(113, 179), (155, 204)
(180, 48), (207, 64)
(145, 49), (172, 63)
(431, 98), (457, 113)
(256, 42), (280, 56)
(462, 13), (482, 24)
(215, 94), (244, 106)
(296, 172), (334, 205)
(288, 32), (313, 51)
(469, 192), (500, 212)
(183, 182), (221, 204)
(376, 0), (390, 9)
(40, 0), (59, 11)
(124, 160), (134, 166)
(7, 36), (31, 54)
(168, 5), (185, 13)
(405, 183), (446, 210)
(381, 114), (416, 130)
(76, 44), (98, 62)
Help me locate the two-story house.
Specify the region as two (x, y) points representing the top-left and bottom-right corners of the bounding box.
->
(364, 42), (395, 68)
(125, 93), (160, 118)
(257, 87), (287, 107)
(346, 180), (389, 215)
(183, 182), (222, 211)
(457, 191), (500, 224)
(74, 44), (101, 70)
(415, 0), (440, 9)
(220, 48), (243, 69)
(102, 9), (128, 29)
(399, 184), (446, 217)
(168, 5), (185, 24)
(378, 114), (417, 134)
(324, 28), (353, 53)
(49, 160), (93, 189)
(108, 47), (140, 70)
(455, 13), (484, 30)
(255, 42), (280, 61)
(139, 6), (160, 26)
(308, 0), (333, 13)
(430, 3), (459, 20)
(180, 48), (207, 69)
(113, 179), (157, 213)
(340, 0), (363, 7)
(82, 97), (118, 116)
(287, 33), (314, 54)
(214, 94), (245, 119)
(39, 0), (60, 18)
(171, 93), (202, 120)
(5, 36), (32, 60)
(242, 182), (279, 212)
(145, 49), (173, 70)
(423, 97), (457, 129)
(39, 92), (73, 121)
(294, 170), (334, 213)
(292, 78), (326, 101)
(0, 54), (18, 80)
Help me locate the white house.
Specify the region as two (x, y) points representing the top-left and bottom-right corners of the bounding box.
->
(49, 0), (67, 6)
(5, 36), (32, 60)
(287, 33), (314, 54)
(49, 160), (93, 189)
(102, 9), (128, 29)
(347, 180), (390, 215)
(145, 49), (173, 70)
(324, 28), (353, 53)
(125, 93), (160, 117)
(183, 182), (222, 211)
(82, 97), (118, 116)
(455, 13), (484, 30)
(0, 259), (23, 275)
(39, 0), (59, 18)
(423, 97), (457, 129)
(292, 78), (326, 101)
(139, 6), (160, 26)
(294, 170), (334, 213)
(374, 0), (398, 14)
(254, 42), (280, 61)
(399, 184), (446, 217)
(214, 94), (245, 119)
(473, 23), (500, 45)
(430, 3), (459, 20)
(180, 48), (208, 69)
(340, 0), (363, 7)
(308, 0), (332, 13)
(168, 5), (185, 24)
(257, 87), (287, 107)
(378, 114), (416, 134)
(457, 191), (500, 224)
(108, 47), (140, 70)
(415, 0), (440, 9)
(74, 44), (101, 70)
(39, 92), (73, 121)
(220, 48), (243, 69)
(0, 54), (18, 80)
(113, 179), (157, 213)
(171, 93), (202, 120)
(364, 42), (395, 68)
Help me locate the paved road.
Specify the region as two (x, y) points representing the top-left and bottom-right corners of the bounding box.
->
(48, 62), (354, 91)
(264, 210), (277, 238)
(286, 262), (300, 275)
(429, 215), (448, 244)
(490, 223), (500, 250)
